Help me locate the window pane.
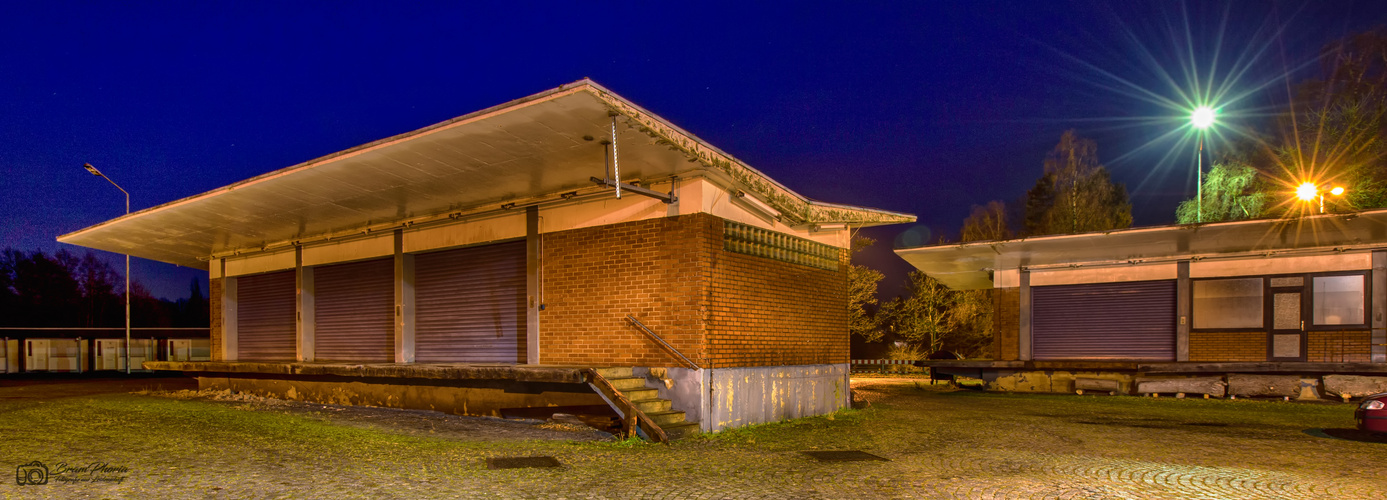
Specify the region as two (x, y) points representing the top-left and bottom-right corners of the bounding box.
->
(1313, 275), (1364, 325)
(1193, 278), (1263, 329)
(1273, 293), (1300, 330)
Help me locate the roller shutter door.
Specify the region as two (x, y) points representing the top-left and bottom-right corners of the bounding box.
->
(414, 240), (526, 363)
(314, 258), (394, 362)
(1032, 280), (1176, 360)
(236, 270), (296, 361)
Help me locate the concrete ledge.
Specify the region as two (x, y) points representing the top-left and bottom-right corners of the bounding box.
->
(144, 361), (587, 384)
(918, 360), (1387, 374)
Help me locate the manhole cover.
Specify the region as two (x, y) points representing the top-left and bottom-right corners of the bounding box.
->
(801, 450), (888, 462)
(487, 456), (562, 469)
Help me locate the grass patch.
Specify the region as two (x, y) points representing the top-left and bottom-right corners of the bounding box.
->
(691, 408), (874, 450)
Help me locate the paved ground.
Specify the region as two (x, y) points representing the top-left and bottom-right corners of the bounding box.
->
(1, 375), (1384, 499)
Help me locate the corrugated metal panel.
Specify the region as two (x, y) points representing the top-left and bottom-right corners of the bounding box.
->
(1032, 280), (1176, 360)
(236, 270), (296, 361)
(314, 258), (394, 362)
(414, 240), (526, 363)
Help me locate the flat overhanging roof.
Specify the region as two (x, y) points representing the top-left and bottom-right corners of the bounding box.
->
(59, 80), (914, 267)
(895, 209), (1387, 290)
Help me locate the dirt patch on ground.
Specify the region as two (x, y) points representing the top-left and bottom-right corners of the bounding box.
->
(142, 387), (616, 443)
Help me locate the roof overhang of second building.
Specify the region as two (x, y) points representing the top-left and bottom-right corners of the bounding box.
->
(896, 210), (1387, 290)
(59, 79), (914, 268)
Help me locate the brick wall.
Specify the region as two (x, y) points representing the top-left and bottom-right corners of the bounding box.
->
(1189, 331), (1266, 361)
(538, 212), (851, 369)
(540, 214), (715, 367)
(706, 240), (850, 368)
(209, 277), (223, 361)
(1307, 330), (1372, 362)
(993, 287), (1020, 361)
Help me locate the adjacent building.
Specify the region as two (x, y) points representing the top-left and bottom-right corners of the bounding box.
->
(59, 80), (914, 435)
(896, 212), (1387, 399)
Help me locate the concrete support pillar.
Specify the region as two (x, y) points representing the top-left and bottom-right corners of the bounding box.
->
(296, 247), (316, 362)
(1018, 269), (1032, 361)
(222, 262), (238, 362)
(395, 229), (415, 364)
(1373, 251), (1385, 363)
(1177, 260), (1190, 362)
(526, 206), (541, 365)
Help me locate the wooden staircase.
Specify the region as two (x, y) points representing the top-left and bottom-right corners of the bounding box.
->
(587, 367), (700, 441)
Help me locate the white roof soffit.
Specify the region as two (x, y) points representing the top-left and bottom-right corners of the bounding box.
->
(58, 79), (915, 267)
(895, 209), (1387, 290)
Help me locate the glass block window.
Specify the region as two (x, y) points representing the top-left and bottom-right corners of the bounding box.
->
(723, 221), (838, 271)
(1192, 278), (1263, 329)
(1313, 275), (1365, 326)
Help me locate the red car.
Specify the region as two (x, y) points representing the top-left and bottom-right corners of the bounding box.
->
(1358, 393), (1387, 434)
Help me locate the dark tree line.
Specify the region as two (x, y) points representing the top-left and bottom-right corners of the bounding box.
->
(850, 129), (1134, 360)
(0, 248), (208, 329)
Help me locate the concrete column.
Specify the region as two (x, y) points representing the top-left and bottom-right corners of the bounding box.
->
(296, 247), (316, 362)
(1018, 269), (1031, 361)
(222, 263), (238, 362)
(1176, 260), (1190, 362)
(526, 206), (541, 365)
(395, 229), (415, 364)
(1373, 251), (1385, 363)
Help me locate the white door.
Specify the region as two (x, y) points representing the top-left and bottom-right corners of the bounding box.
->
(99, 340), (121, 370)
(171, 339), (191, 361)
(26, 340), (48, 372)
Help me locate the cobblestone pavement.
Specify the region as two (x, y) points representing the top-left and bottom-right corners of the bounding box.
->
(2, 376), (1384, 499)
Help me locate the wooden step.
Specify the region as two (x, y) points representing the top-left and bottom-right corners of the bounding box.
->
(605, 377), (649, 391)
(630, 398), (671, 413)
(621, 387), (659, 401)
(662, 421), (702, 440)
(642, 410), (687, 426)
(594, 367), (634, 379)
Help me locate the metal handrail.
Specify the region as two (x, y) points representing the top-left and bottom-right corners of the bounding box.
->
(625, 315), (698, 370)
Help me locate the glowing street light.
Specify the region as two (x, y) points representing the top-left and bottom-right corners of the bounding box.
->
(1191, 106), (1216, 223)
(1297, 182), (1346, 214)
(1296, 182), (1318, 202)
(1191, 106), (1216, 129)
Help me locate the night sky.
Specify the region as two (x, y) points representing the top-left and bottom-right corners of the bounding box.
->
(2, 1), (1384, 300)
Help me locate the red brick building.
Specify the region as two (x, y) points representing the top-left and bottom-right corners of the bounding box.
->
(59, 80), (914, 435)
(896, 214), (1387, 400)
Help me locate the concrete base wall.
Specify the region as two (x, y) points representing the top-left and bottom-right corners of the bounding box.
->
(197, 376), (604, 417)
(980, 370), (1137, 394)
(701, 363), (849, 431)
(966, 369), (1372, 401)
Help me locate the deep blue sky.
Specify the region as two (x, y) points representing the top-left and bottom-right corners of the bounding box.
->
(2, 1), (1384, 300)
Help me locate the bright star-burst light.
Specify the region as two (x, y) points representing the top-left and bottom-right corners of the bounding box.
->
(1190, 106), (1216, 129)
(1296, 182), (1318, 202)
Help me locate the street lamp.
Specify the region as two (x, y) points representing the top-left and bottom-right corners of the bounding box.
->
(83, 163), (131, 374)
(1191, 106), (1216, 223)
(1297, 182), (1346, 214)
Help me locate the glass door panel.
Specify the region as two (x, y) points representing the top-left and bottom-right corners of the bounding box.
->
(1268, 286), (1305, 361)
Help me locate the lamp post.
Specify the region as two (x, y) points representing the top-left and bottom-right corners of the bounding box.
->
(83, 163), (131, 374)
(1190, 106), (1216, 223)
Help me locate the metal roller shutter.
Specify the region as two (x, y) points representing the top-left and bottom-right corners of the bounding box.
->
(314, 258), (395, 362)
(414, 240), (526, 363)
(236, 270), (297, 361)
(1032, 280), (1176, 360)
